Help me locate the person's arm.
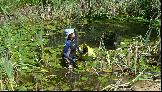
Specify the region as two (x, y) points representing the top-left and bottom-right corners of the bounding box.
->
(63, 53), (73, 61)
(74, 36), (83, 54)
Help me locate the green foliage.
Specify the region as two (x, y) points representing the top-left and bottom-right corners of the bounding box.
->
(0, 0), (161, 91)
(0, 0), (161, 22)
(0, 18), (161, 91)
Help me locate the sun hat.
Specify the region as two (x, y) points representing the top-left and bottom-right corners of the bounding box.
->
(64, 28), (75, 37)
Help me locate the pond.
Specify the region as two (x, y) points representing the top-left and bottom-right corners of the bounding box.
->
(36, 19), (160, 91)
(0, 17), (160, 91)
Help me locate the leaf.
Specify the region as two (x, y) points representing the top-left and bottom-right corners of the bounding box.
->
(102, 69), (112, 73)
(1, 57), (13, 79)
(17, 86), (27, 91)
(45, 25), (56, 30)
(40, 68), (48, 73)
(62, 84), (70, 91)
(81, 76), (87, 81)
(98, 77), (102, 81)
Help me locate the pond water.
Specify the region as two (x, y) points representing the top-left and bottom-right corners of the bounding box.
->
(10, 19), (160, 91)
(33, 19), (160, 91)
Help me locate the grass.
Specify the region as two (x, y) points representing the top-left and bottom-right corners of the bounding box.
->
(0, 1), (161, 90)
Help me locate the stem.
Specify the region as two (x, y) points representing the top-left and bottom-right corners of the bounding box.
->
(10, 81), (14, 91)
(127, 45), (131, 67)
(144, 19), (152, 47)
(41, 44), (44, 63)
(134, 41), (138, 75)
(106, 51), (111, 70)
(36, 81), (37, 91)
(0, 80), (3, 90)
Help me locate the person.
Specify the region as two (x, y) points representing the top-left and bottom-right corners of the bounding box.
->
(61, 28), (83, 69)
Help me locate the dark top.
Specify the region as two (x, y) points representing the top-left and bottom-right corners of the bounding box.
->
(62, 36), (82, 62)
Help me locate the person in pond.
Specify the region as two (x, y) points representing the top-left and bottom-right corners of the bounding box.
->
(62, 28), (83, 69)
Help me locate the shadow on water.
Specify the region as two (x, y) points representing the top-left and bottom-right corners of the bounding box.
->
(76, 20), (159, 50)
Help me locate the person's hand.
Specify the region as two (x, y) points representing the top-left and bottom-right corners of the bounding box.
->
(80, 51), (84, 55)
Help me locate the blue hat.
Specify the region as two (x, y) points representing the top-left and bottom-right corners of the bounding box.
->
(64, 28), (75, 36)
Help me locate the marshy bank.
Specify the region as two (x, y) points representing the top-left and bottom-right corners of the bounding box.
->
(0, 0), (161, 91)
